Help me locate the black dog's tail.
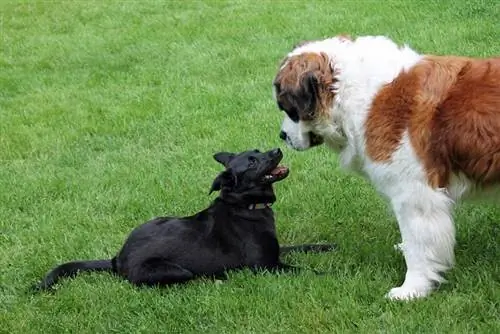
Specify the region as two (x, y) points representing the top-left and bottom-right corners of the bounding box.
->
(33, 259), (114, 291)
(280, 243), (336, 255)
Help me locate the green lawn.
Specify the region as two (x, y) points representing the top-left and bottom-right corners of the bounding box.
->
(1, 1), (499, 333)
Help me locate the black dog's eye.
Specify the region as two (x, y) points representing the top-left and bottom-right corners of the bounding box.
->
(248, 157), (257, 166)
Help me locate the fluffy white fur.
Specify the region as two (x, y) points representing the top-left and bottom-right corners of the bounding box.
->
(277, 36), (469, 300)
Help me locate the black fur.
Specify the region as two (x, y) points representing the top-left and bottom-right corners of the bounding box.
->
(34, 148), (335, 291)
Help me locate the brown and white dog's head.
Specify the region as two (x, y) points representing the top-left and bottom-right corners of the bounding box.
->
(273, 38), (349, 151)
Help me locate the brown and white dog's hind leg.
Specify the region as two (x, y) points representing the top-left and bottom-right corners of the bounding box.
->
(386, 186), (456, 300)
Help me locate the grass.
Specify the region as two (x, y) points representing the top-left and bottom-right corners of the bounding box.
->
(0, 0), (499, 333)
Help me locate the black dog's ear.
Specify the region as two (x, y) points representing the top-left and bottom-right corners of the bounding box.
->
(213, 152), (235, 167)
(209, 169), (236, 195)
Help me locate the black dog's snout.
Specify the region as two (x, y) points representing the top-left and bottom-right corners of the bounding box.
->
(279, 131), (287, 141)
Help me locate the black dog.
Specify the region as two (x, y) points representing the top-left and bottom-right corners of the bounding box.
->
(34, 148), (335, 290)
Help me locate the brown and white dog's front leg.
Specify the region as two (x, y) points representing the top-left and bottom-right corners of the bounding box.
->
(386, 187), (456, 300)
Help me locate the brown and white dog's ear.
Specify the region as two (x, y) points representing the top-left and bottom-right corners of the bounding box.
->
(274, 71), (319, 121)
(296, 72), (320, 120)
(274, 52), (335, 122)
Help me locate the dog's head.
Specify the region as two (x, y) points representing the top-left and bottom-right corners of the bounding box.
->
(273, 38), (350, 151)
(209, 148), (289, 204)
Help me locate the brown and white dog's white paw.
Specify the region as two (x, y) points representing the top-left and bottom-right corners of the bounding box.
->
(385, 284), (433, 301)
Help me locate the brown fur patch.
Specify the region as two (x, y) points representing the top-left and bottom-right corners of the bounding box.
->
(274, 52), (335, 121)
(365, 56), (500, 188)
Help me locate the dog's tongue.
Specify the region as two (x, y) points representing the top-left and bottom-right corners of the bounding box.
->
(271, 165), (287, 175)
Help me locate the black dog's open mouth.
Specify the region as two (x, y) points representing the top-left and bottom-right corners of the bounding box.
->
(262, 165), (289, 183)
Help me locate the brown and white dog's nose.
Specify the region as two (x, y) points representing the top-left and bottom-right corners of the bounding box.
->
(279, 131), (287, 141)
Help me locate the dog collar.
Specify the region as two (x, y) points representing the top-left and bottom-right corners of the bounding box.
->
(248, 203), (273, 210)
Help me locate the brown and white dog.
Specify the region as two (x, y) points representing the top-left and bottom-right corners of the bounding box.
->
(273, 35), (500, 300)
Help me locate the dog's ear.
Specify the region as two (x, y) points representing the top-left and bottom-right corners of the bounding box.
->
(209, 169), (236, 194)
(213, 152), (235, 167)
(296, 72), (319, 120)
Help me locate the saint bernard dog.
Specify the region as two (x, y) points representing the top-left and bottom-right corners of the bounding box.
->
(273, 35), (500, 300)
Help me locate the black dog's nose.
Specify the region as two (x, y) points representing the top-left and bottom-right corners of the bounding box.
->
(270, 148), (281, 157)
(279, 131), (287, 141)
